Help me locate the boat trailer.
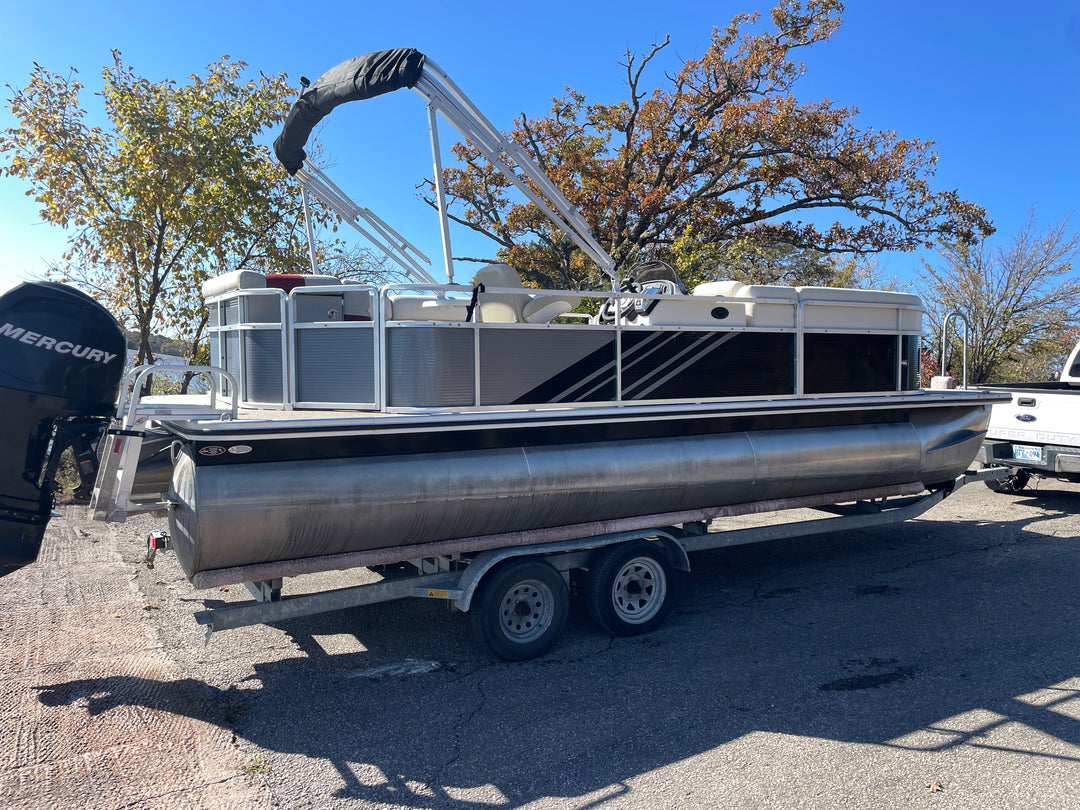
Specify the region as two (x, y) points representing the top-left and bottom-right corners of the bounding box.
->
(151, 468), (1001, 660)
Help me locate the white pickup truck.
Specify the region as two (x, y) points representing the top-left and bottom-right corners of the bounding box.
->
(976, 339), (1080, 492)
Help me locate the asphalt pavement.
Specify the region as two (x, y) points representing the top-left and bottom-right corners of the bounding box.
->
(3, 476), (1080, 809)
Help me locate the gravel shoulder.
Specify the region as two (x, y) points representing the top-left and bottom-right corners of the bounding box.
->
(0, 508), (270, 810)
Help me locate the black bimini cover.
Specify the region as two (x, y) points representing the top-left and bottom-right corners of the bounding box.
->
(274, 48), (427, 175)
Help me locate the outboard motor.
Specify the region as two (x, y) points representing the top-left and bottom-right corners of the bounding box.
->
(0, 282), (125, 577)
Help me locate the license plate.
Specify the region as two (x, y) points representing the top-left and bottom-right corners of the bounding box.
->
(1012, 444), (1043, 462)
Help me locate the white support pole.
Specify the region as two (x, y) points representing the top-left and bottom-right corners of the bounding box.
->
(413, 65), (619, 285)
(297, 163), (437, 285)
(300, 187), (319, 274)
(426, 103), (456, 284)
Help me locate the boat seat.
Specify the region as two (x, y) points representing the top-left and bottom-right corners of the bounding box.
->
(202, 269), (267, 299)
(691, 281), (795, 327)
(341, 286), (373, 321)
(201, 270), (343, 300)
(632, 298), (748, 327)
(692, 280), (747, 297)
(474, 263), (580, 323)
(265, 273), (342, 293)
(385, 294), (470, 322)
(736, 285), (798, 328)
(796, 287), (923, 331)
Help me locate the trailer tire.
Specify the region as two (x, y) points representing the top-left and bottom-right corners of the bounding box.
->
(984, 466), (1031, 494)
(587, 541), (674, 637)
(470, 557), (568, 661)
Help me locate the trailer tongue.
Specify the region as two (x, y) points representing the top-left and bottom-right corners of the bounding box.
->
(0, 282), (125, 577)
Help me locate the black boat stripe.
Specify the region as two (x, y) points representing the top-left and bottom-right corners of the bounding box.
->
(621, 331), (729, 399)
(520, 329), (714, 405)
(627, 332), (740, 399)
(561, 330), (676, 403)
(619, 332), (684, 385)
(622, 331), (712, 398)
(183, 404), (919, 466)
(508, 341), (616, 404)
(552, 355), (616, 403)
(510, 329), (687, 405)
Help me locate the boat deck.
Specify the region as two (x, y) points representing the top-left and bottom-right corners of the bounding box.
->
(144, 387), (1004, 440)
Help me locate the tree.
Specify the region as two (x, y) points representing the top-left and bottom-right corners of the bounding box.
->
(430, 0), (991, 291)
(315, 243), (423, 286)
(917, 208), (1080, 384)
(1, 51), (329, 367)
(672, 236), (892, 290)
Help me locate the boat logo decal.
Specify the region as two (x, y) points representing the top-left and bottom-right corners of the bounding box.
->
(1015, 414), (1037, 423)
(0, 322), (120, 365)
(227, 445), (253, 455)
(198, 445), (227, 456)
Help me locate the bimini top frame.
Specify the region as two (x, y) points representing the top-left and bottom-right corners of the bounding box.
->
(294, 162), (436, 284)
(273, 48), (618, 287)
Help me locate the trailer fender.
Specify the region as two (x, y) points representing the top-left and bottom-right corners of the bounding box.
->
(452, 529), (688, 612)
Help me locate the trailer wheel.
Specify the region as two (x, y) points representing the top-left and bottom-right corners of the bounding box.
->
(470, 558), (568, 661)
(985, 466), (1031, 494)
(587, 541), (674, 637)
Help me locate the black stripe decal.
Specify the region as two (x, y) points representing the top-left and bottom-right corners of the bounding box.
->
(184, 405), (917, 466)
(510, 341), (617, 404)
(624, 332), (738, 399)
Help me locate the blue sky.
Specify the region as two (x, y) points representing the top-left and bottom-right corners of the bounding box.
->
(1, 0), (1077, 296)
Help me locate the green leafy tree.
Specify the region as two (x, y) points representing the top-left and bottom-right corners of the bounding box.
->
(430, 0), (991, 291)
(1, 51), (332, 367)
(917, 208), (1080, 384)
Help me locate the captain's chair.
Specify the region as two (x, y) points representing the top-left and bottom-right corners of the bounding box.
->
(473, 264), (580, 323)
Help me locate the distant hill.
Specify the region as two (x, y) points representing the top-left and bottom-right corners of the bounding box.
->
(123, 330), (191, 360)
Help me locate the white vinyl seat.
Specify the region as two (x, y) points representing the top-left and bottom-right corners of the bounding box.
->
(692, 280), (747, 297)
(201, 270), (344, 300)
(201, 269), (267, 299)
(473, 264), (580, 323)
(386, 294), (469, 322)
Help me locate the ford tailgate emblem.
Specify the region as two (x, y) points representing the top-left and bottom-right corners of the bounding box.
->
(1015, 413), (1036, 423)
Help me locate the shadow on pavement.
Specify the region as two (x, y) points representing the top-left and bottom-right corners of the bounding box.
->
(35, 493), (1080, 807)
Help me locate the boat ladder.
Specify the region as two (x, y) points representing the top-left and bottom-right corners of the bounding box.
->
(89, 365), (237, 522)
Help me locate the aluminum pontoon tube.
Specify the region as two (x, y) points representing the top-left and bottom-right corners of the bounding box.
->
(167, 403), (992, 577)
(190, 481), (929, 590)
(0, 282), (125, 577)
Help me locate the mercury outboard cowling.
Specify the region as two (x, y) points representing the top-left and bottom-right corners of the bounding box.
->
(0, 282), (125, 577)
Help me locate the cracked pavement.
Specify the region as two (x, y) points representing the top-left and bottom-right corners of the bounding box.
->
(3, 477), (1080, 808)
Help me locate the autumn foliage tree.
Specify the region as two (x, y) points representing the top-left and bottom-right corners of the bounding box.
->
(1, 51), (326, 366)
(432, 0), (992, 290)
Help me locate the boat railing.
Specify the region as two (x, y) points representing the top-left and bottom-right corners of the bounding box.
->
(203, 276), (927, 413)
(116, 364), (239, 427)
(940, 310), (970, 388)
(795, 292), (925, 395)
(90, 364), (240, 522)
(285, 284), (382, 410)
(205, 285), (291, 409)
